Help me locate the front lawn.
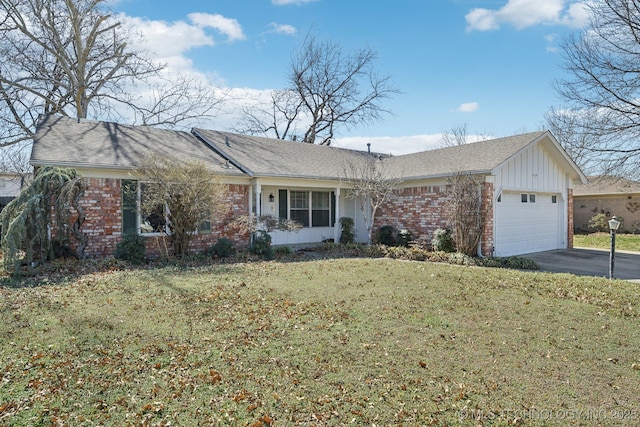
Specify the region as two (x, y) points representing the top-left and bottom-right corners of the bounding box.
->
(1, 259), (639, 425)
(574, 232), (640, 252)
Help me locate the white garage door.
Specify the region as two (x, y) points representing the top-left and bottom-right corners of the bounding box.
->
(494, 192), (564, 257)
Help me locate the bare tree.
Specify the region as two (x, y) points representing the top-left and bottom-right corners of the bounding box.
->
(441, 124), (470, 147)
(440, 123), (488, 148)
(554, 0), (640, 178)
(544, 107), (604, 176)
(238, 34), (399, 145)
(446, 173), (483, 257)
(343, 156), (402, 244)
(0, 0), (224, 151)
(133, 158), (229, 257)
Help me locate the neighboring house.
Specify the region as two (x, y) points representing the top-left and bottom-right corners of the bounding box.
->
(0, 172), (28, 212)
(30, 114), (586, 258)
(573, 175), (640, 233)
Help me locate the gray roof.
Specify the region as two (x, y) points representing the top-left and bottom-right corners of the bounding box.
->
(31, 115), (244, 175)
(574, 175), (640, 196)
(31, 115), (584, 183)
(192, 128), (371, 179)
(384, 131), (549, 179)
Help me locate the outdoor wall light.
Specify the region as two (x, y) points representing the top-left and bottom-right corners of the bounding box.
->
(269, 193), (275, 203)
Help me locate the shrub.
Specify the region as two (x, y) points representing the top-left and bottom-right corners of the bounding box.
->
(396, 229), (412, 247)
(250, 231), (274, 259)
(377, 225), (396, 246)
(274, 246), (294, 257)
(339, 217), (356, 244)
(114, 232), (146, 264)
(431, 228), (455, 252)
(209, 237), (236, 258)
(588, 213), (608, 232)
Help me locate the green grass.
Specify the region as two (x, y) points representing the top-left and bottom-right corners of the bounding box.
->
(1, 259), (639, 426)
(574, 232), (640, 252)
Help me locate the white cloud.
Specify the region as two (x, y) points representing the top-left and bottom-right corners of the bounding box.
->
(333, 135), (444, 156)
(466, 0), (589, 31)
(122, 15), (214, 70)
(188, 13), (246, 41)
(456, 102), (479, 113)
(272, 0), (318, 5)
(268, 22), (297, 35)
(121, 12), (246, 72)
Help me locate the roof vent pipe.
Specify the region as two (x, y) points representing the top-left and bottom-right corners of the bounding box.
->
(225, 136), (230, 147)
(367, 143), (371, 154)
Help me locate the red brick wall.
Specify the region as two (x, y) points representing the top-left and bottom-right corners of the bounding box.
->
(374, 185), (452, 243)
(81, 178), (124, 257)
(567, 189), (574, 249)
(75, 178), (250, 258)
(374, 182), (495, 256)
(480, 182), (494, 257)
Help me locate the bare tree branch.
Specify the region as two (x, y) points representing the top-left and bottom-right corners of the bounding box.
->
(342, 155), (402, 244)
(554, 0), (640, 178)
(237, 34), (399, 145)
(0, 0), (226, 170)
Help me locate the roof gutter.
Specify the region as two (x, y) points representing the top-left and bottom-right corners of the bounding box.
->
(191, 129), (254, 177)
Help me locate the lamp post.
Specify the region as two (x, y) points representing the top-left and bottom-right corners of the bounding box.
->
(608, 216), (621, 280)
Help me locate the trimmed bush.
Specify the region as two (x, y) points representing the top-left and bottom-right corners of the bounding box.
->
(274, 246), (294, 257)
(377, 225), (396, 246)
(114, 232), (146, 264)
(431, 228), (455, 252)
(209, 237), (236, 258)
(396, 229), (412, 247)
(251, 231), (274, 259)
(339, 217), (356, 244)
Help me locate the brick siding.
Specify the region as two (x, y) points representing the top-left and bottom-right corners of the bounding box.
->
(567, 189), (574, 248)
(374, 183), (495, 256)
(480, 182), (494, 257)
(374, 185), (452, 244)
(73, 178), (250, 258)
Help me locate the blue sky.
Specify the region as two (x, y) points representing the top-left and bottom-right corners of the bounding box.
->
(112, 0), (589, 154)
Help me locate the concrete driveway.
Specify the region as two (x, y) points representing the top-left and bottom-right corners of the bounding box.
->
(523, 248), (640, 282)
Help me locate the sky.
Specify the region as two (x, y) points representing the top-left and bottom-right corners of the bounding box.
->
(110, 0), (590, 155)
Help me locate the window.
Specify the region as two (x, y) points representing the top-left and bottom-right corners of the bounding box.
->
(312, 192), (330, 226)
(283, 190), (333, 228)
(198, 210), (212, 234)
(551, 195), (557, 204)
(289, 191), (309, 227)
(121, 180), (169, 235)
(140, 183), (167, 234)
(521, 194), (528, 203)
(122, 180), (138, 234)
(529, 194), (536, 203)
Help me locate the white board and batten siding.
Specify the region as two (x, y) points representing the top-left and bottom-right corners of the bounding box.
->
(493, 141), (569, 257)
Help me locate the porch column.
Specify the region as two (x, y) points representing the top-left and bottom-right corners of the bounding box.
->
(334, 187), (341, 242)
(255, 181), (262, 217)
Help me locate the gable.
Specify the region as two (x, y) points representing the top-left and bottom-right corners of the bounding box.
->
(493, 133), (586, 193)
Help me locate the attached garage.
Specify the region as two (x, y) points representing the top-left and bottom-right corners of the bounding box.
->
(494, 191), (564, 256)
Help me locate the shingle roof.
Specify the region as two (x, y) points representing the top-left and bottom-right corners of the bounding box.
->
(30, 115), (244, 175)
(31, 115), (583, 184)
(192, 128), (371, 179)
(574, 175), (640, 195)
(383, 132), (548, 179)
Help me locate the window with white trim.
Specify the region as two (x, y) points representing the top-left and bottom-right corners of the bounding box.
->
(289, 191), (310, 227)
(280, 190), (334, 228)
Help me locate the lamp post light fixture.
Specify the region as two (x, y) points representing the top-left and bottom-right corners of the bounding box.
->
(608, 216), (621, 280)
